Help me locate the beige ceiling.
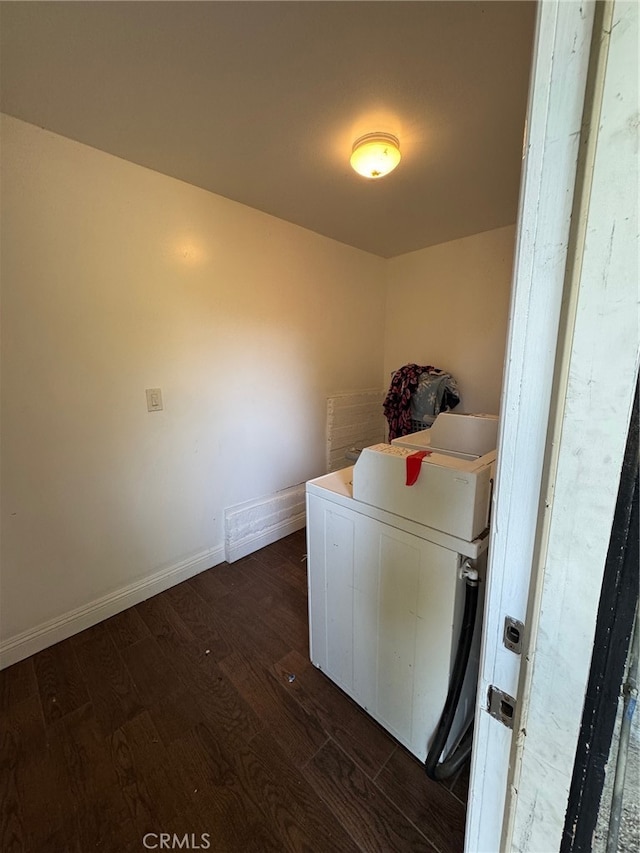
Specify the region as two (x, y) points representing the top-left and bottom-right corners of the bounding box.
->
(0, 1), (536, 258)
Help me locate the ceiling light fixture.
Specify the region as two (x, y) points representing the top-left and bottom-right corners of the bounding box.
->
(350, 132), (401, 179)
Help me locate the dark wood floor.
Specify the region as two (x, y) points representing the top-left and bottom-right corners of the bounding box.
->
(0, 530), (468, 853)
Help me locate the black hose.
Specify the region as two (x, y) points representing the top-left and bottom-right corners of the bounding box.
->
(425, 577), (479, 781)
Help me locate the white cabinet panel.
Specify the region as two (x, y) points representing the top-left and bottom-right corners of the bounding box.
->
(307, 496), (356, 693)
(307, 490), (464, 762)
(324, 510), (356, 693)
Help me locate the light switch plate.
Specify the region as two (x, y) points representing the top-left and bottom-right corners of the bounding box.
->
(146, 388), (163, 412)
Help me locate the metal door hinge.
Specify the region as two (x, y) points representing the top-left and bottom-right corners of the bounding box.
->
(503, 615), (525, 655)
(488, 686), (517, 729)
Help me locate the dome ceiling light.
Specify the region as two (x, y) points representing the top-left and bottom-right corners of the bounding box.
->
(350, 132), (401, 179)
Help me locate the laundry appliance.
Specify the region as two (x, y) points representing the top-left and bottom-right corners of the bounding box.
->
(391, 411), (499, 459)
(305, 413), (498, 765)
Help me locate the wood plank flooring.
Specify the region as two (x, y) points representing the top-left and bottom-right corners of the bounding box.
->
(0, 530), (468, 853)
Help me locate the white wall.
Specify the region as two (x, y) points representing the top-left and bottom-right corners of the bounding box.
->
(0, 115), (386, 657)
(0, 115), (517, 663)
(383, 225), (516, 414)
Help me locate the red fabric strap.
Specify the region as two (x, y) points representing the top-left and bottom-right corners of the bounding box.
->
(405, 450), (431, 486)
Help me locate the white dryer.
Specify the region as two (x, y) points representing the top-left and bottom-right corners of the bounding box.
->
(305, 413), (497, 763)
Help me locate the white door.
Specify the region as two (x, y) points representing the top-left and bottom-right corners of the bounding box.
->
(467, 1), (639, 850)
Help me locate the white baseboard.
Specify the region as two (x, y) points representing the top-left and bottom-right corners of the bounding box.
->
(0, 544), (224, 670)
(225, 484), (306, 563)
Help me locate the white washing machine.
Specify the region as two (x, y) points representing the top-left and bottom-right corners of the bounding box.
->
(392, 412), (499, 460)
(305, 413), (497, 763)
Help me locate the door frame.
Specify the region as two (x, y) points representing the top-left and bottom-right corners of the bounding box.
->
(465, 1), (639, 849)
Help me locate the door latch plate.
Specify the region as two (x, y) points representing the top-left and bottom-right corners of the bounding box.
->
(503, 615), (525, 654)
(488, 686), (517, 729)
